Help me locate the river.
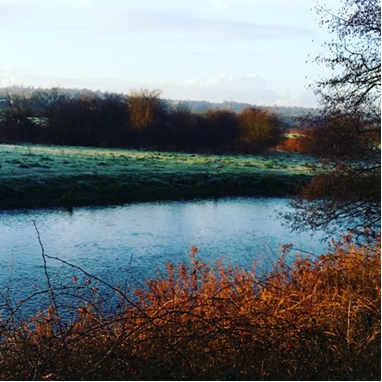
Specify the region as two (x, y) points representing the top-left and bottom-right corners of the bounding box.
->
(0, 197), (336, 317)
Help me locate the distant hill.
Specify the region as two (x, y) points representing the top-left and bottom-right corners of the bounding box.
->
(0, 85), (319, 128)
(167, 99), (320, 128)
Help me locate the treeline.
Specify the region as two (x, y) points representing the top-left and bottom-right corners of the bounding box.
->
(0, 87), (285, 153)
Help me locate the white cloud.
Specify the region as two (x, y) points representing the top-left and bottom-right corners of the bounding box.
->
(189, 73), (264, 88)
(0, 1), (38, 26)
(209, 0), (260, 9)
(0, 67), (318, 107)
(0, 67), (24, 88)
(89, 6), (309, 41)
(0, 0), (310, 43)
(181, 73), (317, 106)
(184, 73), (278, 104)
(207, 0), (310, 10)
(0, 67), (86, 91)
(209, 0), (238, 10)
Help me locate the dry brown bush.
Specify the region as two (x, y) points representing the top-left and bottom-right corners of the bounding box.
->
(0, 236), (380, 380)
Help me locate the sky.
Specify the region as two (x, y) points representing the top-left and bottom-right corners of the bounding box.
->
(0, 0), (340, 107)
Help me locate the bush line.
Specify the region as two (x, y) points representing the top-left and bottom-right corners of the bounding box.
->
(0, 233), (380, 380)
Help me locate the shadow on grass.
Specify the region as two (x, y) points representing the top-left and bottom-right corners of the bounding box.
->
(0, 172), (312, 210)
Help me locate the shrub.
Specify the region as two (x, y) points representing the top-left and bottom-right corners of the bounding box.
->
(126, 89), (170, 148)
(238, 108), (284, 153)
(276, 129), (313, 153)
(0, 235), (380, 380)
(168, 102), (197, 150)
(204, 109), (239, 149)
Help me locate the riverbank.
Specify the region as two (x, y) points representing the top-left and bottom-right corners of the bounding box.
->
(0, 144), (313, 209)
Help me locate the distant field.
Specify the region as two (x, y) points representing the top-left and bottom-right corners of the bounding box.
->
(0, 144), (314, 209)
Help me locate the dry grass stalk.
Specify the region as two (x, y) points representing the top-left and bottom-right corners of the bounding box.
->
(0, 235), (380, 380)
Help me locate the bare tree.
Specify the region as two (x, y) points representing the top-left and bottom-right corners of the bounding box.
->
(238, 108), (284, 153)
(287, 0), (381, 237)
(127, 89), (169, 147)
(0, 91), (37, 142)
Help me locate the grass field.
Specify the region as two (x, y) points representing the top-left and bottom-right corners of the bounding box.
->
(0, 143), (314, 209)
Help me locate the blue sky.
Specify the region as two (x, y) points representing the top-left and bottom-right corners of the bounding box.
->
(0, 0), (339, 107)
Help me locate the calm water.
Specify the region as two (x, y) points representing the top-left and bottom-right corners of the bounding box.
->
(0, 198), (335, 315)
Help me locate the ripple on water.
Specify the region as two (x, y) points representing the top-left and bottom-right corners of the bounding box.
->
(0, 197), (338, 316)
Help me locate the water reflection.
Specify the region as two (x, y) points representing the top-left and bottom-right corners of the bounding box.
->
(0, 197), (334, 315)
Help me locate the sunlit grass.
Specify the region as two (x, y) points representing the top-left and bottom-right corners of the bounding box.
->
(0, 143), (314, 178)
(0, 143), (314, 208)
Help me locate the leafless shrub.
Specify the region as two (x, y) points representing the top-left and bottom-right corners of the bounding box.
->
(0, 231), (380, 380)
